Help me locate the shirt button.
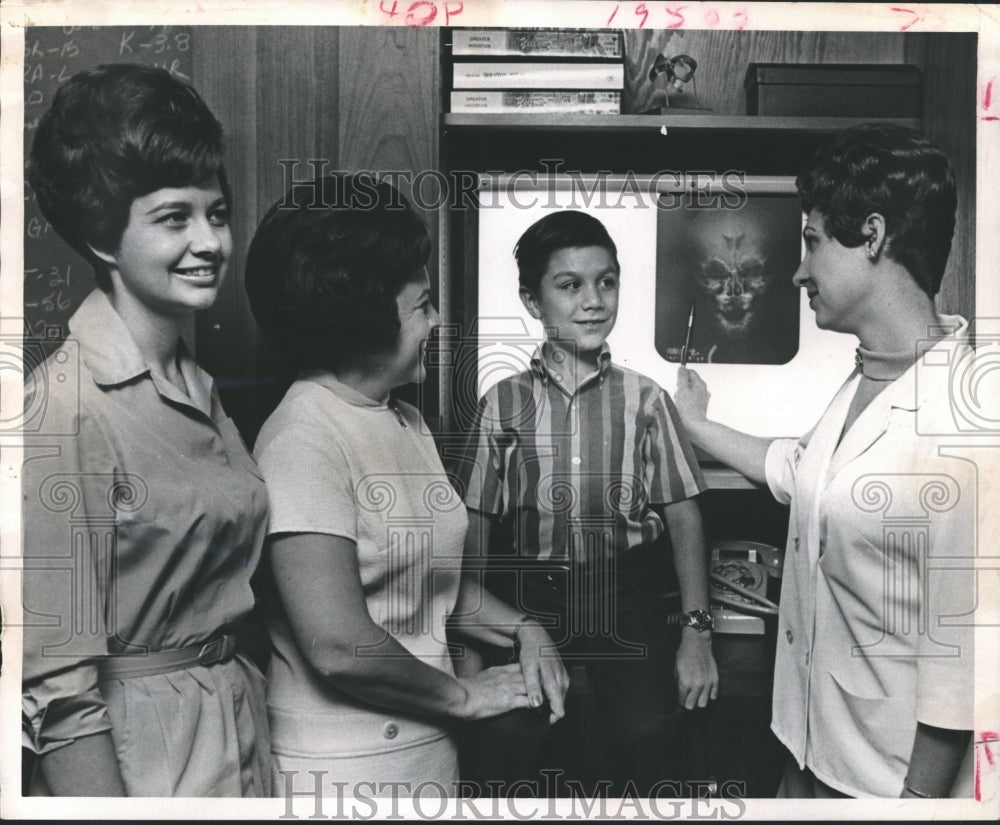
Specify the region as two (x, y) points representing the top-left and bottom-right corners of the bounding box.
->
(383, 722), (399, 739)
(571, 456), (581, 466)
(793, 536), (800, 552)
(786, 629), (794, 644)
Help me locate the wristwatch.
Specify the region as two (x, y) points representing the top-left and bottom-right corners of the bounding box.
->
(679, 608), (714, 632)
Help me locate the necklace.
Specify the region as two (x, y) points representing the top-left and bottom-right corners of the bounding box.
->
(389, 400), (408, 428)
(854, 345), (916, 381)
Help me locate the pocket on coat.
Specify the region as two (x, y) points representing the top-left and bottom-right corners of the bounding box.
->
(826, 670), (915, 778)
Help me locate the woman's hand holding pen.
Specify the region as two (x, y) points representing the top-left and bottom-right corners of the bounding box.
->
(674, 366), (711, 431)
(513, 620), (570, 724)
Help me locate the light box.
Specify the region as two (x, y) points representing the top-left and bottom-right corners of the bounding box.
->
(470, 173), (857, 439)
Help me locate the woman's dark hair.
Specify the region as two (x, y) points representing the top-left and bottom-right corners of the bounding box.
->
(244, 173), (432, 372)
(28, 63), (229, 290)
(514, 210), (620, 293)
(796, 122), (956, 297)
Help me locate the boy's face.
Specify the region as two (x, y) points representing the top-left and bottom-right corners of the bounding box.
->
(520, 245), (619, 359)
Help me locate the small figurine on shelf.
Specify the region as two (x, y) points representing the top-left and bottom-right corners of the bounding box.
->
(643, 53), (705, 113)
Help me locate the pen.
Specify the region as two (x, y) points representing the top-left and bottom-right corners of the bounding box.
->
(680, 303), (695, 366)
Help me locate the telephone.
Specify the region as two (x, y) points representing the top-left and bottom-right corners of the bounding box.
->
(709, 540), (783, 635)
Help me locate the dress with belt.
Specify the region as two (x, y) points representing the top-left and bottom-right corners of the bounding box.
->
(21, 288), (271, 796)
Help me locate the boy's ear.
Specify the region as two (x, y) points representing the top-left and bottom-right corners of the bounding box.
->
(87, 243), (118, 269)
(519, 286), (542, 320)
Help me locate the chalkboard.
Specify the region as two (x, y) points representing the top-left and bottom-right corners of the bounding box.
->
(23, 26), (194, 345)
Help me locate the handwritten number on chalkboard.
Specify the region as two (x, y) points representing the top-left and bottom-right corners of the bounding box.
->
(31, 291), (71, 312)
(49, 266), (71, 288)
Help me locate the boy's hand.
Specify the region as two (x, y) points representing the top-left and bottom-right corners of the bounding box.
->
(675, 628), (719, 709)
(515, 621), (570, 724)
(674, 367), (711, 428)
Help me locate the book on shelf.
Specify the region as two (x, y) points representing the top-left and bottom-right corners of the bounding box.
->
(452, 61), (624, 90)
(450, 90), (621, 114)
(452, 29), (624, 59)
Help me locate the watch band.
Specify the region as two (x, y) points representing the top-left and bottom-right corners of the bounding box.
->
(679, 608), (714, 632)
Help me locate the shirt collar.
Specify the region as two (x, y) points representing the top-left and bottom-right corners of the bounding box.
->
(69, 288), (152, 386)
(68, 288), (215, 414)
(299, 368), (389, 409)
(530, 341), (612, 390)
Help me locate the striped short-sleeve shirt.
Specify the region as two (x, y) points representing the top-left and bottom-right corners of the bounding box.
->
(455, 345), (705, 562)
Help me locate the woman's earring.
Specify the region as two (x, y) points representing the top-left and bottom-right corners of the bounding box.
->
(868, 245), (878, 260)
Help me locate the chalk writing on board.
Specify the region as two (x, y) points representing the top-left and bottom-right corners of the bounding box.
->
(22, 26), (194, 348)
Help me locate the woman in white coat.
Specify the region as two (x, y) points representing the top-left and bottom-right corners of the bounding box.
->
(675, 123), (976, 799)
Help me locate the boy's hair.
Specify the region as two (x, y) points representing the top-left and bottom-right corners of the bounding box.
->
(28, 63), (229, 290)
(244, 173), (431, 372)
(796, 122), (956, 298)
(514, 210), (620, 293)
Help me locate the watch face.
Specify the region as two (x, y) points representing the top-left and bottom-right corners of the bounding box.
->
(684, 610), (713, 631)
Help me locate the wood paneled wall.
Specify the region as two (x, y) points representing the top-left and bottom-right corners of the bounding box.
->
(905, 33), (977, 320)
(624, 30), (908, 114)
(192, 26), (439, 437)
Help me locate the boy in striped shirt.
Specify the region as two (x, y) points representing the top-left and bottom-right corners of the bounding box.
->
(455, 210), (718, 796)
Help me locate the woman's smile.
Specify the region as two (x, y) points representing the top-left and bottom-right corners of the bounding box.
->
(104, 180), (232, 319)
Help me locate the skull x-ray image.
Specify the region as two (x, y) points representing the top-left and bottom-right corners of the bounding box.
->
(654, 195), (802, 364)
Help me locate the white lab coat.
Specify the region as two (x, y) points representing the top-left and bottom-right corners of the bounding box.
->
(765, 316), (977, 797)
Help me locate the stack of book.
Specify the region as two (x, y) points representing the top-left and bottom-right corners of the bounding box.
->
(449, 28), (624, 115)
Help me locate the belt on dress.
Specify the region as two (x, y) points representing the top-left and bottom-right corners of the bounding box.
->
(97, 634), (237, 681)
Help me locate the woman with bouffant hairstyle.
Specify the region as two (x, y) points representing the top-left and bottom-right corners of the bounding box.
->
(23, 63), (270, 797)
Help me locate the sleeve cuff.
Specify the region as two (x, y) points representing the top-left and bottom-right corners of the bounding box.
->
(22, 691), (114, 755)
(764, 438), (800, 506)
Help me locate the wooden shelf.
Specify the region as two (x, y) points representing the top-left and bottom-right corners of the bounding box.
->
(443, 113), (922, 133)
